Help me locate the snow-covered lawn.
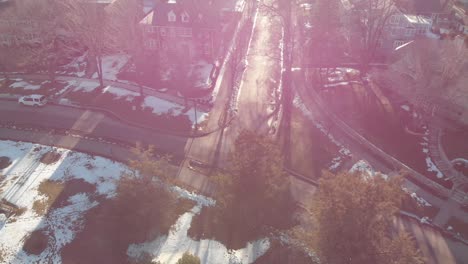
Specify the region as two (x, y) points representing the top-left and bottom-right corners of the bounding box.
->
(128, 187), (270, 264)
(0, 140), (128, 263)
(142, 96), (184, 115)
(190, 60), (214, 89)
(102, 86), (139, 101)
(92, 54), (130, 81)
(0, 140), (269, 263)
(9, 80), (43, 90)
(143, 96), (208, 125)
(73, 81), (99, 92)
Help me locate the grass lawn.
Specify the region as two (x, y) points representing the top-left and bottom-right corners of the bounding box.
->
(287, 107), (339, 179)
(446, 217), (468, 240)
(65, 90), (193, 132)
(441, 129), (468, 160)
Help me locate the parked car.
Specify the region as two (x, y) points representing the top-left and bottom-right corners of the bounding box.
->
(188, 159), (211, 171)
(18, 95), (47, 107)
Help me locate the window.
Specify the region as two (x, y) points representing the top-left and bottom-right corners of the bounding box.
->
(161, 41), (168, 50)
(405, 28), (412, 36)
(168, 11), (176, 22)
(377, 39), (383, 48)
(146, 26), (153, 33)
(417, 25), (426, 35)
(390, 27), (398, 36)
(147, 39), (157, 49)
(170, 28), (176, 37)
(181, 12), (189, 23)
(160, 28), (166, 36)
(393, 40), (405, 49)
(389, 15), (399, 25)
(178, 28), (192, 37)
(204, 44), (210, 54)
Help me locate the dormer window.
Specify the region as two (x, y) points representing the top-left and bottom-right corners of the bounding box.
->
(181, 12), (189, 23)
(168, 11), (176, 22)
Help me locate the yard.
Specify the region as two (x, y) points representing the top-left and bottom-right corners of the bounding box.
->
(0, 140), (271, 264)
(0, 79), (71, 98)
(309, 69), (453, 188)
(63, 84), (208, 132)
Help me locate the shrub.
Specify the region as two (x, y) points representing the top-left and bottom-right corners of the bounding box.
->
(176, 253), (200, 264)
(40, 151), (61, 165)
(23, 230), (48, 255)
(0, 156), (11, 169)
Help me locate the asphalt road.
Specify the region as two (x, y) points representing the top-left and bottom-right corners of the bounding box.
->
(0, 101), (188, 159)
(176, 0), (285, 193)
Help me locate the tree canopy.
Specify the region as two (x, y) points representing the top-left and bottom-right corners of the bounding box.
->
(223, 130), (295, 230)
(310, 171), (424, 264)
(176, 252), (201, 264)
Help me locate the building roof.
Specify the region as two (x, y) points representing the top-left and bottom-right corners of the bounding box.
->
(412, 0), (442, 14)
(402, 14), (432, 25)
(140, 0), (220, 28)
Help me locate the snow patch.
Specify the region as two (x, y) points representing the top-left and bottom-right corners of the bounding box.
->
(102, 85), (139, 98)
(96, 54), (130, 81)
(74, 81), (99, 92)
(128, 201), (269, 264)
(425, 157), (444, 178)
(142, 96), (184, 115)
(9, 81), (42, 90)
(401, 105), (410, 111)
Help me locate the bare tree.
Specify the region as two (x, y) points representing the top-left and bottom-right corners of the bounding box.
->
(0, 0), (68, 81)
(357, 0), (396, 73)
(107, 0), (153, 90)
(376, 38), (467, 115)
(61, 0), (110, 88)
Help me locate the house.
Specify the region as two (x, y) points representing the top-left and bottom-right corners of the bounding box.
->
(139, 0), (222, 60)
(383, 13), (433, 51)
(346, 0), (434, 54)
(452, 4), (468, 34)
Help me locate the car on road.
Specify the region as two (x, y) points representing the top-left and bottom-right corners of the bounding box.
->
(188, 159), (211, 172)
(157, 88), (169, 93)
(18, 95), (47, 107)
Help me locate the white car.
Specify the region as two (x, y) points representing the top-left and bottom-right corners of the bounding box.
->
(18, 94), (47, 107)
